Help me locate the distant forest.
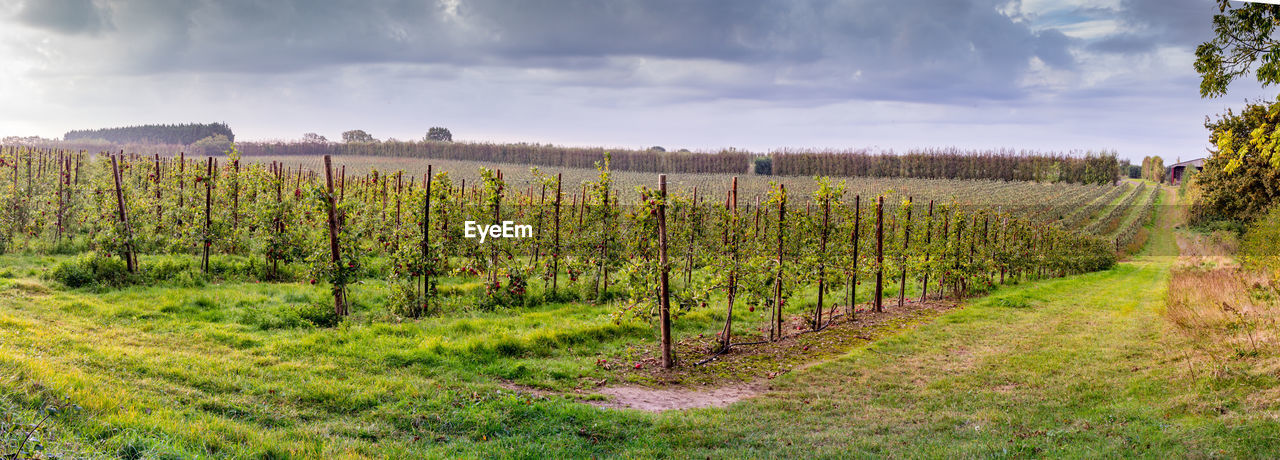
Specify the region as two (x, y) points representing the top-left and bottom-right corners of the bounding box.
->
(238, 141), (1119, 184)
(64, 123), (234, 145)
(238, 141), (753, 175)
(770, 148), (1121, 185)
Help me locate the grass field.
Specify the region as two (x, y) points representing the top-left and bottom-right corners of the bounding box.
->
(5, 180), (1266, 458)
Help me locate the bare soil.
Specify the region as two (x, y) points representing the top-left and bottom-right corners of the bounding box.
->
(503, 297), (962, 412)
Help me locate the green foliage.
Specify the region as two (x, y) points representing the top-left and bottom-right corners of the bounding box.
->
(1196, 1), (1280, 98)
(1, 394), (86, 459)
(753, 156), (772, 175)
(3, 145), (1121, 343)
(1140, 156), (1165, 182)
(426, 127), (453, 142)
(770, 149), (1120, 185)
(295, 300), (342, 328)
(188, 134), (232, 156)
(1242, 206), (1280, 282)
(48, 252), (133, 288)
(241, 141), (753, 175)
(1211, 99), (1280, 174)
(63, 122), (234, 144)
(1193, 100), (1280, 223)
(342, 129), (376, 143)
(10, 200), (1280, 458)
(46, 253), (273, 289)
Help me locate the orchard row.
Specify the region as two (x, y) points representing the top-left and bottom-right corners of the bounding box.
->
(0, 146), (1120, 363)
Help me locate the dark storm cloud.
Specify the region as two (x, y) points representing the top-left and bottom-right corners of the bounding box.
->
(6, 0), (1080, 103)
(1118, 0), (1217, 46)
(1088, 33), (1157, 54)
(14, 0), (111, 34)
(1090, 0), (1218, 55)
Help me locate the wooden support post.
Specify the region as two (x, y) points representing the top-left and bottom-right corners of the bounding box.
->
(753, 196), (761, 237)
(815, 195), (830, 330)
(422, 165), (433, 317)
(657, 174), (673, 368)
(938, 209), (950, 298)
(718, 177), (740, 351)
(394, 171), (403, 252)
(178, 152), (185, 226)
(232, 159), (240, 240)
(532, 182), (546, 263)
(999, 216), (1008, 284)
(921, 200), (934, 302)
(552, 173), (562, 294)
(202, 157), (213, 272)
(954, 215), (965, 298)
(578, 183), (587, 227)
(684, 186), (698, 288)
(491, 170), (503, 288)
(772, 185), (786, 341)
(110, 154), (136, 273)
(55, 155), (65, 244)
(848, 196), (860, 320)
(899, 197), (912, 308)
(322, 155), (347, 316)
(153, 154), (162, 230)
(874, 196), (884, 312)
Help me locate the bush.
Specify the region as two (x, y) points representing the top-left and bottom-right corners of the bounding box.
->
(387, 282), (432, 318)
(753, 156), (772, 175)
(48, 252), (133, 288)
(295, 301), (341, 328)
(1242, 206), (1280, 282)
(188, 134), (232, 156)
(1193, 101), (1280, 223)
(206, 255), (256, 279)
(145, 257), (194, 281)
(238, 307), (308, 330)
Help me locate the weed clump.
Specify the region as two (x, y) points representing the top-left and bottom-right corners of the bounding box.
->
(48, 252), (133, 288)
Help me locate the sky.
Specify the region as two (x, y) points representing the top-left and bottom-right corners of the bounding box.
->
(0, 0), (1274, 163)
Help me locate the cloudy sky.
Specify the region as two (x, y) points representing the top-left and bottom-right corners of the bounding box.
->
(0, 0), (1272, 162)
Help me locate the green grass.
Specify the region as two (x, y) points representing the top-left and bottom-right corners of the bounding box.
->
(2, 189), (1279, 458)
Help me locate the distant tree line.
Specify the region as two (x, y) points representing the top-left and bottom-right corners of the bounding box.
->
(64, 123), (234, 145)
(237, 141), (1120, 183)
(236, 140), (753, 174)
(769, 148), (1120, 185)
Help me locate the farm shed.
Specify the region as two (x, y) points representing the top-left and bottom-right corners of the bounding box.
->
(1168, 158), (1204, 186)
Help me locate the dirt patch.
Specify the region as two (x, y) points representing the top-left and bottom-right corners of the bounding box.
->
(604, 298), (961, 388)
(992, 383), (1020, 394)
(591, 383), (768, 412)
(497, 299), (960, 412)
(497, 378), (771, 412)
(537, 298), (961, 412)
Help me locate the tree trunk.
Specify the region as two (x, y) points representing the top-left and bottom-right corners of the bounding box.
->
(110, 153), (136, 273)
(874, 196), (884, 312)
(898, 198), (912, 308)
(657, 174), (673, 368)
(322, 155), (347, 317)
